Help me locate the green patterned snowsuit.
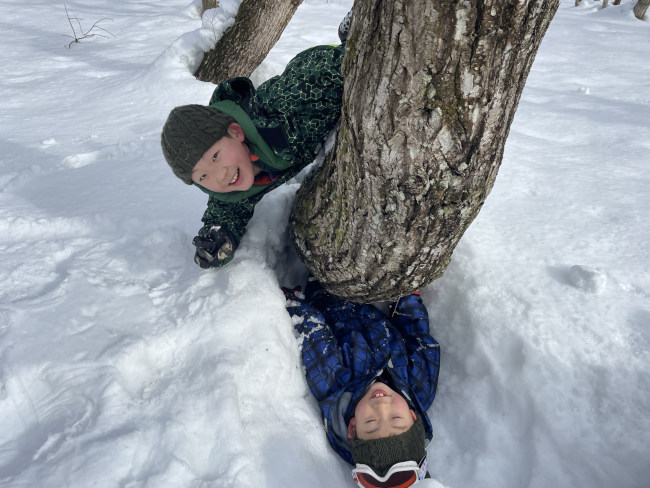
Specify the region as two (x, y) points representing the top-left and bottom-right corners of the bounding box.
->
(196, 44), (344, 264)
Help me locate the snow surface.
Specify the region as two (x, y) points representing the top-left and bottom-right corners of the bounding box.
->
(1, 0), (649, 486)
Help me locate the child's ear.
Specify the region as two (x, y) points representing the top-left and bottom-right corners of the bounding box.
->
(347, 418), (356, 439)
(410, 409), (417, 422)
(227, 122), (245, 142)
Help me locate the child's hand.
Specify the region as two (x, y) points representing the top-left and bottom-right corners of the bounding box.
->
(281, 286), (303, 301)
(192, 227), (235, 268)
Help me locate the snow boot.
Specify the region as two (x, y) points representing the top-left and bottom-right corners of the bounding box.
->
(338, 10), (352, 43)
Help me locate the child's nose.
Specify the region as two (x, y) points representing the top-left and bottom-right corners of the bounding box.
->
(374, 400), (393, 413)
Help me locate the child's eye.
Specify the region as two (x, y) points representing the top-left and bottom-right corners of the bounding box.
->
(212, 152), (218, 162)
(199, 174), (206, 182)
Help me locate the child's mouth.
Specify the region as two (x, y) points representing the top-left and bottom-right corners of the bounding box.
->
(370, 390), (389, 399)
(228, 168), (239, 185)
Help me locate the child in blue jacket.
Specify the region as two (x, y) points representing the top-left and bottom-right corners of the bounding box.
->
(283, 280), (441, 486)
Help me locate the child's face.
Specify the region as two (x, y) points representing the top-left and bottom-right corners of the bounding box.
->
(348, 382), (417, 441)
(191, 122), (261, 193)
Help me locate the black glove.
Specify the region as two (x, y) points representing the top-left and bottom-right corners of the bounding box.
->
(192, 227), (236, 269)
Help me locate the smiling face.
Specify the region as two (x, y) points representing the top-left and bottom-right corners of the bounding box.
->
(191, 122), (261, 193)
(348, 382), (417, 441)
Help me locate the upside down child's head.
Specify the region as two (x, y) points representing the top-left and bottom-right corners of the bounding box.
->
(161, 105), (261, 193)
(348, 382), (428, 486)
(349, 382), (417, 440)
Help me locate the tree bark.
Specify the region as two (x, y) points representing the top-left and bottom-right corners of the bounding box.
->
(613, 0), (621, 5)
(290, 0), (560, 303)
(575, 0), (581, 7)
(602, 0), (609, 8)
(201, 0), (218, 15)
(634, 0), (650, 19)
(195, 0), (303, 82)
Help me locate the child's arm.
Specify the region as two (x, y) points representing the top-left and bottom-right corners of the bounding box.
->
(389, 294), (441, 410)
(194, 196), (259, 268)
(284, 293), (351, 402)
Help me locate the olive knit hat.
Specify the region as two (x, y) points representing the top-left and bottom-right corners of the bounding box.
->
(161, 104), (236, 185)
(348, 417), (427, 478)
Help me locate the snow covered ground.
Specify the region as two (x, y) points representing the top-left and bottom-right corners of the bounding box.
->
(0, 0), (648, 486)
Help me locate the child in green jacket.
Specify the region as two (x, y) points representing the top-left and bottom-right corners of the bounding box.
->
(161, 41), (344, 268)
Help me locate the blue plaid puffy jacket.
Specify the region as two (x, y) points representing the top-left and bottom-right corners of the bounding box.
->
(286, 293), (441, 464)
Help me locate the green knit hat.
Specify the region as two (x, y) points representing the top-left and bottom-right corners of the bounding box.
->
(160, 104), (236, 185)
(348, 418), (427, 477)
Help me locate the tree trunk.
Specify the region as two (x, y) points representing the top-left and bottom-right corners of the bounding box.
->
(575, 0), (581, 6)
(634, 0), (650, 19)
(201, 0), (218, 15)
(195, 0), (303, 82)
(602, 0), (609, 8)
(613, 0), (621, 5)
(290, 0), (559, 303)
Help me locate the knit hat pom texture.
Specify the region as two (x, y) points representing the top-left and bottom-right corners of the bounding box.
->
(348, 417), (427, 478)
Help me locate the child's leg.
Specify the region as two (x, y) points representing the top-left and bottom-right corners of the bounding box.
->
(338, 10), (352, 43)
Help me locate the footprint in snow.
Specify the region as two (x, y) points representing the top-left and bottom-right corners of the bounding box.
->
(568, 265), (607, 294)
(61, 151), (101, 169)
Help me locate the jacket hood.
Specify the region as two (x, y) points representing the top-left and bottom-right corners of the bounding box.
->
(196, 100), (293, 204)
